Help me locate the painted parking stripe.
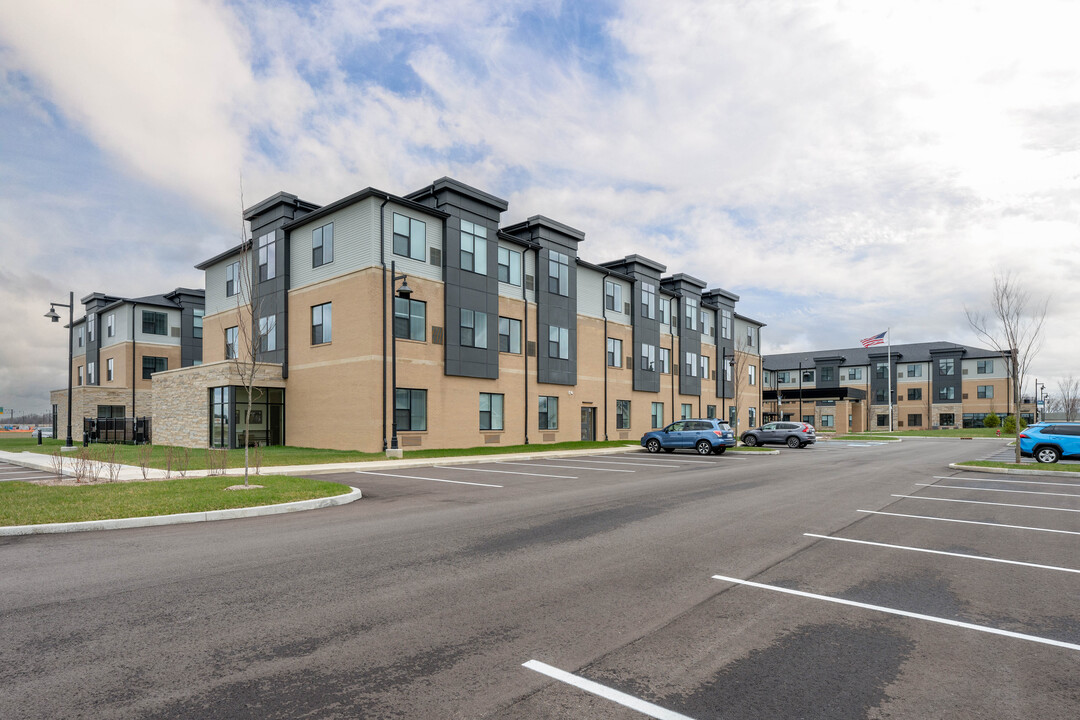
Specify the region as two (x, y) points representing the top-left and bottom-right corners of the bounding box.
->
(0, 474), (55, 481)
(892, 494), (1080, 513)
(804, 533), (1080, 575)
(495, 462), (634, 473)
(857, 509), (1080, 536)
(523, 660), (696, 720)
(433, 466), (576, 479)
(916, 483), (1080, 499)
(933, 475), (1080, 488)
(356, 471), (502, 488)
(711, 575), (1080, 652)
(547, 459), (682, 468)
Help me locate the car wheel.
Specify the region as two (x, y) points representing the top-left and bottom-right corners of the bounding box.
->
(696, 440), (713, 455)
(786, 436), (800, 448)
(1035, 446), (1061, 464)
(663, 448), (675, 453)
(742, 435), (758, 447)
(715, 446), (727, 455)
(646, 438), (661, 453)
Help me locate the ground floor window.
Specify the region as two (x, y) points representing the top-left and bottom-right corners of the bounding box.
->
(908, 413), (923, 428)
(939, 413), (955, 426)
(706, 405), (716, 419)
(97, 405), (125, 418)
(538, 396), (558, 430)
(395, 388), (427, 431)
(210, 387), (230, 448)
(877, 414), (889, 427)
(748, 407), (757, 427)
(210, 386), (285, 448)
(616, 400), (631, 429)
(480, 393), (504, 431)
(803, 415), (815, 425)
(651, 402), (663, 429)
(729, 406), (737, 426)
(962, 413), (987, 428)
(143, 356), (167, 379)
(820, 414), (834, 428)
(682, 404), (693, 420)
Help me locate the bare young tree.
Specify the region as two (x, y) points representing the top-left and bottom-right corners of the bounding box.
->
(1056, 375), (1080, 421)
(966, 271), (1048, 463)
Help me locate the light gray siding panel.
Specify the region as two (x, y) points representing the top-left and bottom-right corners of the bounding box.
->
(100, 305), (132, 348)
(290, 198), (376, 291)
(382, 201), (443, 283)
(577, 266), (605, 319)
(497, 240), (527, 300)
(203, 257), (240, 317)
(604, 277), (631, 325)
(134, 308), (181, 346)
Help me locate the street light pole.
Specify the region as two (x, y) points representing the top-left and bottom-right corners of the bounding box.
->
(44, 291), (75, 448)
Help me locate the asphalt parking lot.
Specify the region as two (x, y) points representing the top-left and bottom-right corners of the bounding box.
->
(3, 439), (1078, 718)
(0, 458), (54, 482)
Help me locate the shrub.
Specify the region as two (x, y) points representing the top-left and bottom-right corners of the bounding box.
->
(1002, 415), (1028, 433)
(983, 412), (1000, 428)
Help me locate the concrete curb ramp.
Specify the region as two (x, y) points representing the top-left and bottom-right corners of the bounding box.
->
(0, 486), (363, 536)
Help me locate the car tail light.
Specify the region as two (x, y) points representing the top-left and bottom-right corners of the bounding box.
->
(714, 431), (724, 437)
(1019, 433), (1029, 439)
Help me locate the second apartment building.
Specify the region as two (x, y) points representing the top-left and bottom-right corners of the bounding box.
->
(153, 178), (765, 452)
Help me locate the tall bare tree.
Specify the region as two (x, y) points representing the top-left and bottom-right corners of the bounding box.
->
(966, 271), (1048, 463)
(1056, 375), (1080, 421)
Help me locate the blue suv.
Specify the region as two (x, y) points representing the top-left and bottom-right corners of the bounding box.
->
(641, 419), (737, 455)
(1019, 422), (1080, 463)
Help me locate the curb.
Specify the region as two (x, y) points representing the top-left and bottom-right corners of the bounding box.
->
(948, 463), (1080, 478)
(0, 486), (363, 536)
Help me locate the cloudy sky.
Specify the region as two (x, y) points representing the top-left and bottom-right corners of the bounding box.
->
(1, 0), (1077, 416)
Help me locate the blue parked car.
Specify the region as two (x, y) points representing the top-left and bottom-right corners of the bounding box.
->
(641, 419), (737, 455)
(1019, 422), (1080, 463)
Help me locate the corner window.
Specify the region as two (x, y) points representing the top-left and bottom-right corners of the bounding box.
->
(394, 298), (426, 342)
(607, 338), (623, 367)
(538, 396), (558, 430)
(641, 282), (656, 319)
(604, 280), (622, 312)
(479, 393), (504, 431)
(616, 400), (631, 429)
(313, 222), (334, 267)
(498, 317), (521, 354)
(460, 308), (488, 349)
(142, 356), (167, 379)
(394, 213), (426, 262)
(497, 246), (522, 285)
(259, 315), (277, 352)
(459, 219), (486, 274)
(225, 326), (239, 359)
(257, 230), (276, 281)
(142, 310), (168, 335)
(548, 325), (569, 360)
(226, 261), (240, 297)
(311, 303), (331, 345)
(395, 388), (427, 431)
(548, 250), (569, 296)
(193, 308), (204, 339)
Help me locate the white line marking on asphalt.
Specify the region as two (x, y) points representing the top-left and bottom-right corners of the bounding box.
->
(933, 475), (1080, 488)
(0, 474), (54, 481)
(711, 575), (1080, 652)
(857, 509), (1080, 536)
(355, 471), (502, 488)
(495, 462), (634, 472)
(523, 660), (696, 720)
(433, 466), (576, 479)
(548, 458), (681, 467)
(804, 533), (1080, 574)
(891, 494), (1080, 513)
(916, 483), (1080, 499)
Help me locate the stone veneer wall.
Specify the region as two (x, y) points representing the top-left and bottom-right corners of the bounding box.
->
(152, 361), (285, 448)
(930, 403), (963, 428)
(49, 387), (153, 441)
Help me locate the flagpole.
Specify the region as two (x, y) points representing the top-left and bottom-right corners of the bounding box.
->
(887, 328), (892, 432)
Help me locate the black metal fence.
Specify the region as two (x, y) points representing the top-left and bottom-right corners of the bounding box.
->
(82, 417), (152, 445)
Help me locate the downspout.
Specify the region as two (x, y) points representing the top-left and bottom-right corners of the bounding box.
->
(524, 246), (533, 445)
(131, 303), (137, 420)
(379, 194), (390, 450)
(798, 360), (803, 423)
(602, 270), (610, 441)
(671, 295), (679, 418)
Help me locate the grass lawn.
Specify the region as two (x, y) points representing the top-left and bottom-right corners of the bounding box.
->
(954, 460), (1080, 473)
(0, 436), (639, 470)
(0, 475), (351, 527)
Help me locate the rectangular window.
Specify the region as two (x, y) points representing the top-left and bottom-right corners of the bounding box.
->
(908, 388), (922, 401)
(721, 309), (732, 339)
(604, 280), (622, 312)
(312, 222), (334, 267)
(226, 260), (240, 297)
(939, 413), (955, 426)
(749, 364), (756, 386)
(193, 308), (204, 339)
(142, 310), (168, 335)
(978, 385), (994, 399)
(257, 230), (276, 281)
(459, 219), (486, 274)
(107, 313), (115, 338)
(641, 282), (656, 319)
(77, 327), (84, 348)
(848, 368), (863, 381)
(394, 298), (426, 342)
(977, 359), (994, 374)
(877, 414), (889, 427)
(548, 250), (569, 295)
(77, 365), (83, 386)
(548, 325), (569, 359)
(106, 357), (114, 382)
(908, 364), (923, 377)
(607, 338), (623, 367)
(685, 351), (697, 377)
(875, 389), (887, 402)
(802, 369), (815, 383)
(616, 400), (631, 429)
(908, 414), (923, 427)
(659, 347), (671, 374)
(479, 393), (504, 431)
(875, 363), (888, 380)
(142, 356), (167, 379)
(497, 246), (522, 285)
(394, 213), (427, 261)
(684, 297), (698, 331)
(258, 315), (277, 352)
(311, 303), (331, 345)
(746, 325), (755, 347)
(87, 361), (95, 385)
(659, 297), (670, 325)
(641, 343), (656, 372)
(87, 313), (95, 342)
(939, 358), (955, 376)
(681, 403), (692, 420)
(498, 317), (521, 354)
(707, 405), (717, 419)
(820, 367), (834, 382)
(776, 371), (790, 383)
(938, 386), (956, 400)
(538, 396), (558, 430)
(748, 407), (757, 427)
(726, 362), (732, 382)
(701, 355), (710, 380)
(225, 326), (238, 359)
(821, 414), (835, 428)
(395, 388), (427, 431)
(651, 402), (664, 429)
(460, 308), (488, 349)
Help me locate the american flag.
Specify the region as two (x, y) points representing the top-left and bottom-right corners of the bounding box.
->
(861, 331), (887, 348)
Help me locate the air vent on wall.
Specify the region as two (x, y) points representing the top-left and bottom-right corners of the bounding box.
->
(525, 275), (535, 291)
(432, 326), (444, 345)
(624, 302), (631, 315)
(543, 433), (556, 442)
(962, 368), (969, 375)
(898, 372), (904, 378)
(962, 393), (969, 400)
(430, 247), (442, 266)
(171, 327), (180, 337)
(712, 371), (717, 381)
(626, 356), (632, 369)
(484, 435), (501, 444)
(526, 341), (536, 357)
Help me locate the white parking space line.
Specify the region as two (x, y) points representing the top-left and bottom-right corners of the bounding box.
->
(857, 509), (1080, 536)
(933, 475), (1080, 489)
(711, 575), (1080, 652)
(356, 471), (502, 488)
(495, 462), (634, 473)
(891, 495), (1080, 513)
(523, 660), (696, 720)
(804, 533), (1080, 575)
(0, 474), (53, 481)
(916, 483), (1080, 499)
(548, 459), (682, 468)
(433, 466), (576, 479)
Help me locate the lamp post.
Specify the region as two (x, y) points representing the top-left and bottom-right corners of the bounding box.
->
(389, 261), (412, 455)
(44, 291), (75, 448)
